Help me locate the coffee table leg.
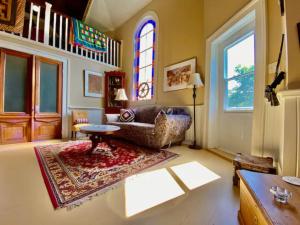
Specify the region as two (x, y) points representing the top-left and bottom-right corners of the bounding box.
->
(103, 136), (117, 150)
(87, 134), (101, 154)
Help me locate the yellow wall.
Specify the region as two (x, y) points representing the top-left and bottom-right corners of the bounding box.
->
(203, 0), (250, 39)
(0, 35), (115, 108)
(114, 0), (283, 106)
(67, 56), (111, 108)
(285, 0), (300, 89)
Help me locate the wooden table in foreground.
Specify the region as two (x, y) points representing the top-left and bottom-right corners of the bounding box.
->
(237, 170), (300, 225)
(80, 125), (120, 154)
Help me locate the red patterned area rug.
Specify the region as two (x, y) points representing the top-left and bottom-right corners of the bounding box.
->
(34, 140), (178, 209)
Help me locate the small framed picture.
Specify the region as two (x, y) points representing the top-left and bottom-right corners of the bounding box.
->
(163, 57), (196, 92)
(84, 70), (104, 98)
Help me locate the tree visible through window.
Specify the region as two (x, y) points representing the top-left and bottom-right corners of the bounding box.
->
(134, 20), (156, 100)
(224, 33), (255, 110)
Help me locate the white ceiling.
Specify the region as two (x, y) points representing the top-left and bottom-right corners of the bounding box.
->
(85, 0), (152, 32)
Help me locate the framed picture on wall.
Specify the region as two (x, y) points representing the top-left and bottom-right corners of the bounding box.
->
(163, 57), (196, 92)
(84, 70), (104, 98)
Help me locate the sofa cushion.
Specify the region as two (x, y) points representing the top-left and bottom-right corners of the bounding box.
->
(108, 121), (155, 136)
(119, 108), (135, 122)
(108, 121), (154, 129)
(133, 106), (162, 124)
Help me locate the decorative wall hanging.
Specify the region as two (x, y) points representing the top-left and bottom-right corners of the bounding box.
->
(163, 57), (196, 92)
(70, 18), (107, 53)
(84, 70), (104, 98)
(0, 0), (26, 33)
(138, 82), (150, 99)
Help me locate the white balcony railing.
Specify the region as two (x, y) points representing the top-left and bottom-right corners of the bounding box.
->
(1, 2), (121, 68)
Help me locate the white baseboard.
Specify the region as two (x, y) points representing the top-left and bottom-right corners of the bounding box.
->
(207, 148), (236, 161)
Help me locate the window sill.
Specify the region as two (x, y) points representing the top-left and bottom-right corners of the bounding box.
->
(223, 108), (253, 113)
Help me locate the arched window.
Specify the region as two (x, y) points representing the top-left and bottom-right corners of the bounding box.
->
(134, 20), (156, 101)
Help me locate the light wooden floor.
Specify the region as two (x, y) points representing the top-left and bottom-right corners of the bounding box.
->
(0, 141), (240, 225)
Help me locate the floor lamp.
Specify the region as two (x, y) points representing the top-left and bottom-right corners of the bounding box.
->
(188, 73), (204, 150)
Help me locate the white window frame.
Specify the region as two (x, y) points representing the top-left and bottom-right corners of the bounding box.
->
(223, 31), (255, 112)
(203, 0), (267, 155)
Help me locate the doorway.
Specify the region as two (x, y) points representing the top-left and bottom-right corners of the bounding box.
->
(217, 25), (255, 154)
(204, 0), (267, 156)
(0, 49), (63, 144)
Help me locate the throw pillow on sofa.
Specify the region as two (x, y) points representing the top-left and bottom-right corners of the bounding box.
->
(134, 106), (162, 124)
(120, 108), (135, 122)
(75, 118), (89, 124)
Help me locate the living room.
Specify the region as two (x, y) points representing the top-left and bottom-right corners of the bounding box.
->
(0, 0), (299, 224)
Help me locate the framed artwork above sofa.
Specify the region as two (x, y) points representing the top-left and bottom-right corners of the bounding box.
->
(163, 57), (196, 92)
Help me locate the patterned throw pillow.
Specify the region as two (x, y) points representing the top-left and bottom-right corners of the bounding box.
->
(119, 109), (135, 122)
(75, 118), (89, 124)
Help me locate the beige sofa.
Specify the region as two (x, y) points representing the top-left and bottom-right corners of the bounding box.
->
(104, 106), (192, 149)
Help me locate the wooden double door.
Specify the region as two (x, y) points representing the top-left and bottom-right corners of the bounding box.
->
(0, 49), (62, 144)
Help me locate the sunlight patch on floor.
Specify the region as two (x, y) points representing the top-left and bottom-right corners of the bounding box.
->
(171, 161), (221, 190)
(125, 168), (185, 217)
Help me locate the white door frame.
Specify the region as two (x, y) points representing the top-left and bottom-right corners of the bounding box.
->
(203, 0), (267, 156)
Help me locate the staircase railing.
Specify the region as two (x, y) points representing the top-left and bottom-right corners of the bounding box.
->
(1, 1), (121, 68)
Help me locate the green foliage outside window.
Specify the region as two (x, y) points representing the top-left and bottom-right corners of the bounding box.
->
(227, 64), (255, 109)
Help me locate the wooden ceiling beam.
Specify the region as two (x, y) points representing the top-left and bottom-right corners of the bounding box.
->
(82, 0), (93, 22)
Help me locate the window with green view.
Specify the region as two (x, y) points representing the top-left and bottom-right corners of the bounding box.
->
(224, 33), (255, 111)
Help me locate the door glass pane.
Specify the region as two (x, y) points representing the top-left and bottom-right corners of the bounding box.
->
(40, 62), (58, 113)
(4, 55), (28, 112)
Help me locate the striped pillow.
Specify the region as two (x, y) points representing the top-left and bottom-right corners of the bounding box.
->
(75, 118), (89, 124)
(119, 109), (135, 122)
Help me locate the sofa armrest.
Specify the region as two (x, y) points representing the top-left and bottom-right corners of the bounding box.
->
(104, 114), (120, 123)
(154, 112), (192, 146)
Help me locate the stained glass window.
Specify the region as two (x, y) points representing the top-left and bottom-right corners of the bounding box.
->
(134, 20), (156, 100)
